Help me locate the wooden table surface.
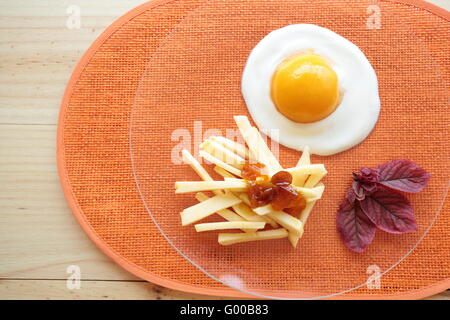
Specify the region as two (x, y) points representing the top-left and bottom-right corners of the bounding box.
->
(0, 0), (448, 300)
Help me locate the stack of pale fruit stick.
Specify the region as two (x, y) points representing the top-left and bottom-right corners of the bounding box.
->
(175, 116), (327, 247)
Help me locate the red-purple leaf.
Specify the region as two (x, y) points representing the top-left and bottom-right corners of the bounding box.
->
(346, 186), (357, 203)
(337, 196), (376, 253)
(352, 181), (366, 200)
(378, 159), (430, 193)
(359, 188), (417, 234)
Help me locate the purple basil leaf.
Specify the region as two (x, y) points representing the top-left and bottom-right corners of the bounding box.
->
(347, 186), (357, 203)
(352, 181), (365, 200)
(378, 159), (430, 193)
(337, 195), (376, 253)
(353, 168), (379, 195)
(359, 187), (417, 234)
(359, 167), (380, 183)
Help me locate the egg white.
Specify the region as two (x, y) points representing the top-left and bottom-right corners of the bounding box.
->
(241, 24), (380, 156)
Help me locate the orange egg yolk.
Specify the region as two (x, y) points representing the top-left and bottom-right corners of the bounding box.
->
(271, 53), (340, 123)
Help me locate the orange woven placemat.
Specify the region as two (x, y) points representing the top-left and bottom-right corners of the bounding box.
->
(58, 0), (449, 299)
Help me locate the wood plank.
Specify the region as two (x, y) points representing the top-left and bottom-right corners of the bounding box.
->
(0, 279), (447, 300)
(425, 290), (450, 300)
(0, 0), (147, 125)
(0, 0), (448, 300)
(0, 124), (138, 281)
(0, 279), (227, 300)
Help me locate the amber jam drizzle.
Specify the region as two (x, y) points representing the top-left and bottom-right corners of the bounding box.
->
(242, 162), (306, 216)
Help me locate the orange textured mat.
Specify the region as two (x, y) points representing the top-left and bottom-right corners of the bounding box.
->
(58, 0), (450, 299)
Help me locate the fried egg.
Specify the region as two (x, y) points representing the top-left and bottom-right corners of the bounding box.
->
(241, 24), (380, 156)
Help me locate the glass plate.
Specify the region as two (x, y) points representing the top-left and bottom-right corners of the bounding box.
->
(130, 0), (449, 299)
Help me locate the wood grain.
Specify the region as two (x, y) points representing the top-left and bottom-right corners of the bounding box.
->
(0, 0), (448, 300)
(0, 279), (232, 300)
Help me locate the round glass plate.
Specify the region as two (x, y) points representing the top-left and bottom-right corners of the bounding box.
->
(130, 0), (449, 299)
